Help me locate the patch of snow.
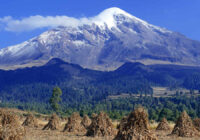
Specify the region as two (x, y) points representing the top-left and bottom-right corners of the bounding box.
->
(39, 30), (61, 44)
(72, 40), (85, 46)
(0, 41), (29, 56)
(129, 28), (138, 34)
(89, 7), (171, 33)
(11, 42), (37, 57)
(0, 7), (172, 58)
(91, 7), (133, 29)
(39, 32), (50, 42)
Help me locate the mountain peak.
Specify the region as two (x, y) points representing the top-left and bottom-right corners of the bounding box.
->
(92, 7), (146, 29)
(92, 7), (168, 32)
(98, 7), (133, 18)
(0, 7), (200, 71)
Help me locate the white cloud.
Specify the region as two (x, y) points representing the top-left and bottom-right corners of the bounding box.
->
(0, 7), (132, 32)
(0, 15), (92, 32)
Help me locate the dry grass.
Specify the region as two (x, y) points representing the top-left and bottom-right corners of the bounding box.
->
(23, 124), (200, 140)
(112, 120), (119, 129)
(22, 114), (200, 140)
(86, 112), (117, 137)
(24, 127), (114, 140)
(171, 111), (200, 137)
(149, 121), (175, 130)
(1, 108), (200, 140)
(0, 111), (26, 140)
(154, 130), (200, 140)
(114, 107), (158, 140)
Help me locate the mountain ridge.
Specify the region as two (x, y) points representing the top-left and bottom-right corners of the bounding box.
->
(1, 58), (200, 104)
(0, 7), (200, 70)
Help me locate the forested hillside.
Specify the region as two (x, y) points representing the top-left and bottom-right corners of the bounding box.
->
(0, 58), (200, 120)
(0, 58), (200, 104)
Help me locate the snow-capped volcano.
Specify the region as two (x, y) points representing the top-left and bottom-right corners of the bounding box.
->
(91, 7), (143, 29)
(0, 7), (200, 70)
(91, 7), (170, 33)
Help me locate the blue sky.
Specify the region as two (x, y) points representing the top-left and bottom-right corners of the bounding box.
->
(0, 0), (200, 48)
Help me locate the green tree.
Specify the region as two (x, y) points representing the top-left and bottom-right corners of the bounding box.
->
(49, 87), (62, 114)
(159, 108), (173, 121)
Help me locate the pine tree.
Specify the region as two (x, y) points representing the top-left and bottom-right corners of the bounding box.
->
(49, 87), (62, 114)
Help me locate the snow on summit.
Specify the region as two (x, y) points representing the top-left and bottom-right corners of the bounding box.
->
(91, 7), (134, 29)
(89, 7), (170, 32)
(0, 7), (171, 56)
(0, 7), (177, 70)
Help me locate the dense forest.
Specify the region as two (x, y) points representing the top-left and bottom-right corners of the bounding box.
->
(0, 58), (200, 121)
(1, 95), (200, 122)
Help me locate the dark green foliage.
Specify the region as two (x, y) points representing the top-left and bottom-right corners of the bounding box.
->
(0, 59), (200, 106)
(158, 108), (173, 121)
(1, 96), (200, 122)
(183, 73), (200, 90)
(50, 87), (62, 113)
(0, 59), (200, 121)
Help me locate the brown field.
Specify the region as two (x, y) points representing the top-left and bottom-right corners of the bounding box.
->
(22, 117), (200, 140)
(22, 120), (200, 140)
(1, 108), (200, 140)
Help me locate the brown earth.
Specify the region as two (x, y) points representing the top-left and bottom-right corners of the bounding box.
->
(193, 118), (200, 131)
(22, 113), (39, 128)
(43, 114), (60, 130)
(171, 111), (200, 137)
(114, 107), (158, 140)
(156, 118), (170, 131)
(0, 108), (200, 140)
(81, 115), (91, 129)
(0, 110), (26, 140)
(86, 111), (117, 137)
(63, 112), (86, 134)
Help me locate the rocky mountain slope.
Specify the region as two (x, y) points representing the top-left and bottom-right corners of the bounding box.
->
(0, 7), (200, 70)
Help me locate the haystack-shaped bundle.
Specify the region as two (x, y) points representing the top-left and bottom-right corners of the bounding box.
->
(117, 116), (127, 131)
(63, 112), (86, 134)
(61, 116), (68, 121)
(0, 124), (26, 140)
(1, 112), (20, 126)
(194, 118), (200, 131)
(91, 113), (97, 119)
(114, 107), (158, 140)
(86, 111), (116, 137)
(171, 111), (199, 137)
(22, 113), (39, 128)
(0, 111), (26, 140)
(81, 115), (91, 129)
(43, 113), (60, 130)
(156, 118), (170, 131)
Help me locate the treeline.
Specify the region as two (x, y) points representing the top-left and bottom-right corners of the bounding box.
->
(0, 81), (152, 105)
(1, 95), (200, 122)
(1, 59), (200, 106)
(1, 59), (200, 121)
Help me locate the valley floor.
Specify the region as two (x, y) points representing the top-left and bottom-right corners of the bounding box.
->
(22, 119), (200, 140)
(1, 108), (200, 140)
(24, 128), (200, 140)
